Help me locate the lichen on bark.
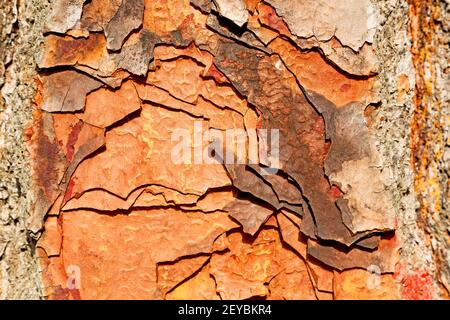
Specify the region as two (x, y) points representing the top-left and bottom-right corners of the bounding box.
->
(0, 0), (50, 299)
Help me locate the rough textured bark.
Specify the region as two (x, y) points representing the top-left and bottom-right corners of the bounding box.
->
(0, 0), (49, 299)
(0, 0), (448, 300)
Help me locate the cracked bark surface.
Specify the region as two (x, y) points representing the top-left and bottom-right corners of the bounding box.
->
(0, 0), (448, 299)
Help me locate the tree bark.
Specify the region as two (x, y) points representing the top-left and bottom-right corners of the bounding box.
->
(0, 0), (448, 299)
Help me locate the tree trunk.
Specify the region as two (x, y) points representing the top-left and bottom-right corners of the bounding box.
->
(0, 0), (448, 299)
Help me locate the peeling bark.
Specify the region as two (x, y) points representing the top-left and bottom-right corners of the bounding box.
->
(0, 0), (448, 300)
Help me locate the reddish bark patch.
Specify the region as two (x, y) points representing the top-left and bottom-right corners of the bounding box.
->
(204, 63), (229, 84)
(340, 83), (351, 92)
(401, 270), (434, 300)
(329, 185), (344, 200)
(31, 114), (67, 199)
(63, 178), (76, 204)
(257, 3), (291, 36)
(66, 121), (84, 162)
